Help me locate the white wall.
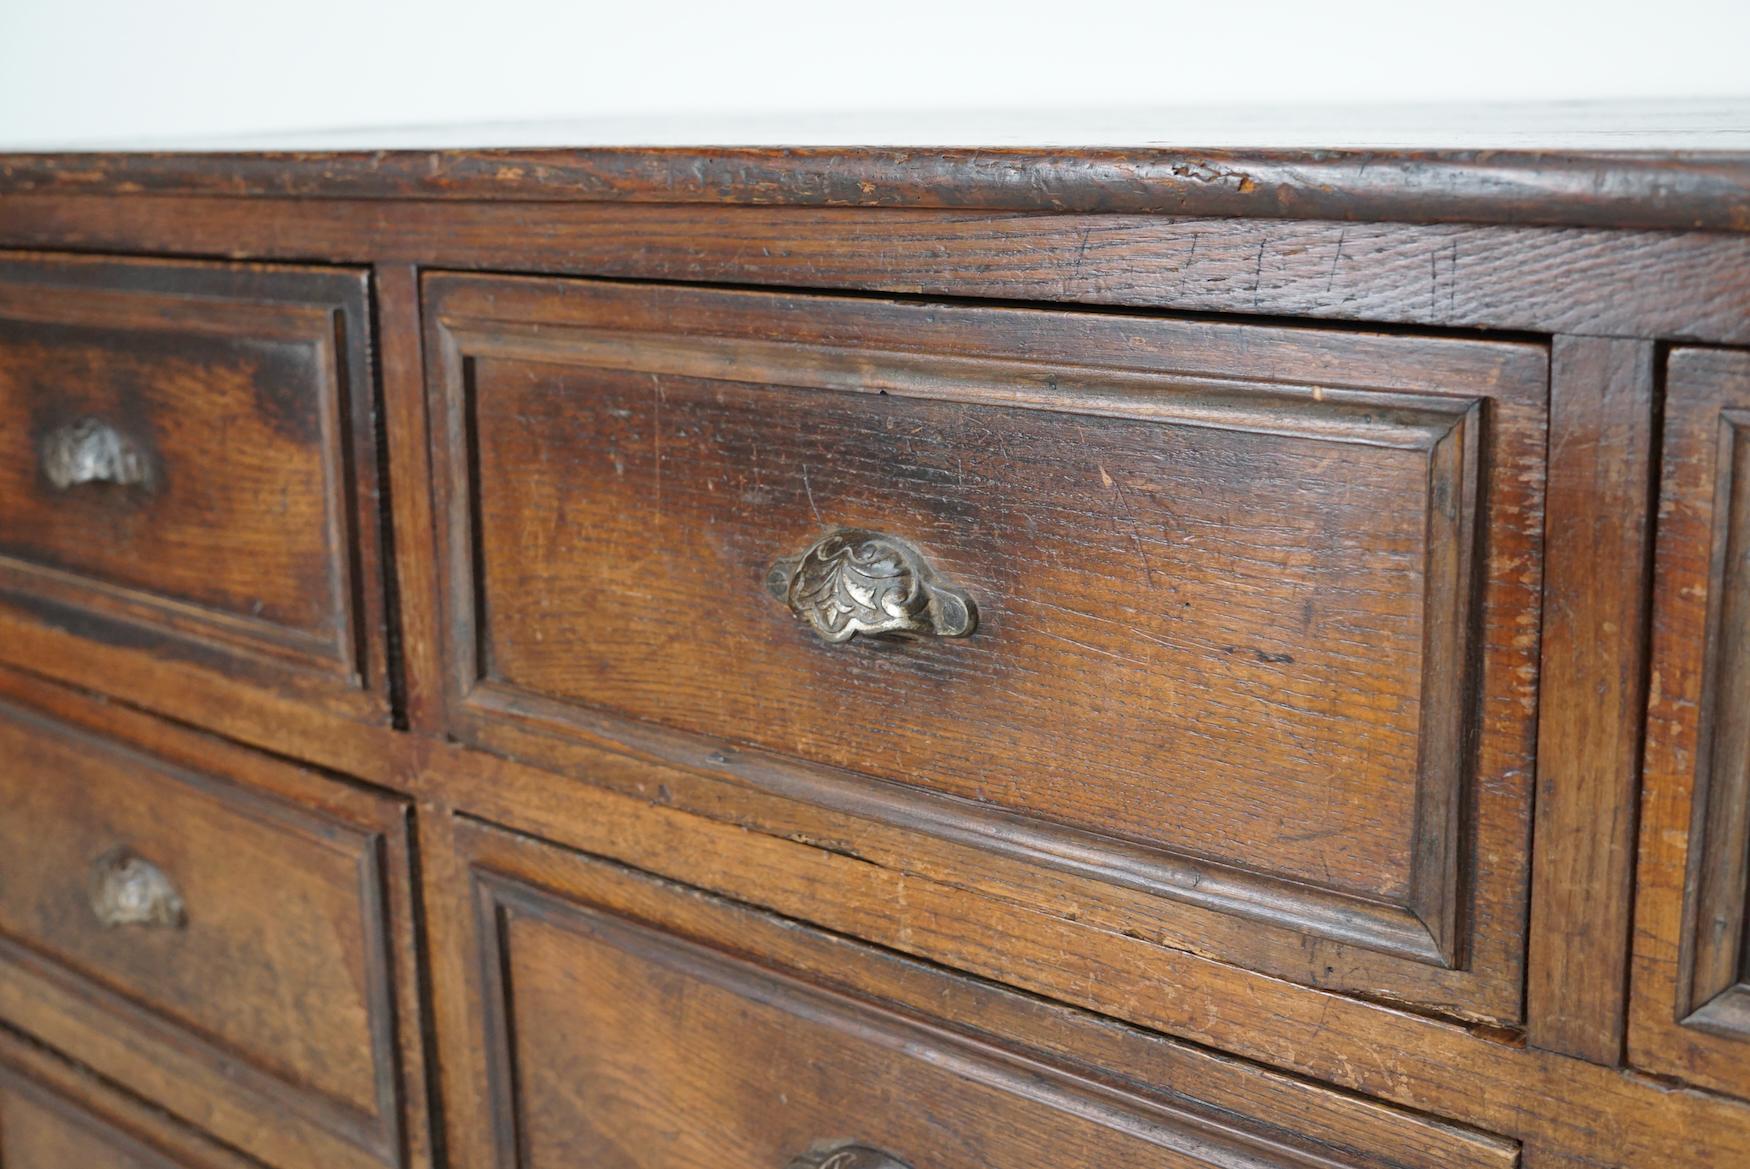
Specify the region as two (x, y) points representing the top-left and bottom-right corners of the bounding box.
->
(2, 0), (1747, 148)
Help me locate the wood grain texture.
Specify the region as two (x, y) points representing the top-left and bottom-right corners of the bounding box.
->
(0, 251), (392, 738)
(425, 273), (1545, 1021)
(0, 615), (400, 783)
(5, 198), (1750, 344)
(1, 140), (1746, 232)
(375, 263), (443, 732)
(1631, 347), (1750, 1100)
(433, 811), (1519, 1169)
(1526, 337), (1657, 1065)
(0, 667), (432, 1169)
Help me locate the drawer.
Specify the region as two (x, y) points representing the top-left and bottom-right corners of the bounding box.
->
(0, 253), (389, 743)
(1632, 346), (1750, 1099)
(435, 814), (1519, 1169)
(424, 275), (1548, 1020)
(0, 677), (429, 1169)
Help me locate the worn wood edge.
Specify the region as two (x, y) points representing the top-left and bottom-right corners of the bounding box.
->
(1525, 337), (1658, 1065)
(440, 705), (1525, 1022)
(0, 621), (399, 786)
(459, 685), (1455, 966)
(3, 148), (1749, 233)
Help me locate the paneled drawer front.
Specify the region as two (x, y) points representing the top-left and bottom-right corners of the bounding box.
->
(438, 815), (1519, 1169)
(0, 678), (428, 1169)
(0, 252), (387, 734)
(426, 275), (1547, 1020)
(1632, 346), (1750, 1099)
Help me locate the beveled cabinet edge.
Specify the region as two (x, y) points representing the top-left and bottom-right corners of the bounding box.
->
(418, 272), (1539, 1023)
(4, 141), (1747, 234)
(444, 813), (1521, 1169)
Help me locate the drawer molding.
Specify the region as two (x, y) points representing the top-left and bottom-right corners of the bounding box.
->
(435, 314), (1483, 967)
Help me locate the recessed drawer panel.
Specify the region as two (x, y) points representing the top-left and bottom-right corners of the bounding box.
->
(439, 815), (1519, 1169)
(0, 680), (428, 1169)
(426, 275), (1547, 1020)
(1632, 346), (1750, 1099)
(0, 253), (388, 738)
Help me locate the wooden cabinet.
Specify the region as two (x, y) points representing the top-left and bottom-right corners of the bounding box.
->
(4, 110), (1750, 1168)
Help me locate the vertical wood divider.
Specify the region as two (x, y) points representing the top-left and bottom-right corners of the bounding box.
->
(1526, 335), (1658, 1064)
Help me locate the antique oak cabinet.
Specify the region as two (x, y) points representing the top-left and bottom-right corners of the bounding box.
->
(1, 107), (1749, 1168)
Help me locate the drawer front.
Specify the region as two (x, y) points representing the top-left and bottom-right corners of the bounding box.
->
(426, 275), (1547, 1019)
(1632, 346), (1750, 1098)
(0, 253), (387, 730)
(437, 815), (1518, 1169)
(0, 681), (427, 1169)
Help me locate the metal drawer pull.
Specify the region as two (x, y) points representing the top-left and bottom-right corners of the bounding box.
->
(89, 848), (186, 928)
(41, 417), (154, 491)
(787, 1144), (912, 1169)
(767, 529), (976, 644)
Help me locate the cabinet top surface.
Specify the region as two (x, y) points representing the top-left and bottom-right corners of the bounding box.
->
(2, 100), (1748, 232)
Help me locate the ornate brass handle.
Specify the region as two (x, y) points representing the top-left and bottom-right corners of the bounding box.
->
(40, 417), (154, 491)
(767, 529), (976, 644)
(787, 1144), (912, 1169)
(89, 848), (185, 928)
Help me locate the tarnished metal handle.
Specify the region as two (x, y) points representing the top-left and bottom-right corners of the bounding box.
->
(767, 529), (976, 644)
(787, 1144), (912, 1169)
(89, 848), (185, 928)
(40, 417), (154, 491)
